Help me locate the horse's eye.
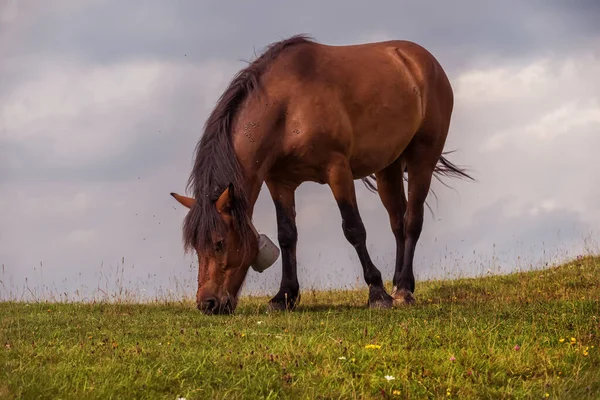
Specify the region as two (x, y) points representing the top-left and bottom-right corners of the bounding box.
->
(215, 240), (224, 253)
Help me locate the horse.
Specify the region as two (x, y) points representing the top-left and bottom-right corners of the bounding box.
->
(170, 34), (473, 315)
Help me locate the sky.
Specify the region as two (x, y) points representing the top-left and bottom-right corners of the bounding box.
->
(1, 0), (599, 302)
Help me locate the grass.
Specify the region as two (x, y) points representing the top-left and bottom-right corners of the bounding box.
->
(1, 256), (599, 399)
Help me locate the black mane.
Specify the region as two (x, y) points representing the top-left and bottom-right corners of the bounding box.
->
(182, 34), (315, 258)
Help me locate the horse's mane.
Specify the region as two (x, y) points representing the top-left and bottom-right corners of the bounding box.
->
(182, 34), (315, 258)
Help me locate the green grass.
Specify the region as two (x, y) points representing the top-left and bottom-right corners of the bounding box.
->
(1, 256), (599, 399)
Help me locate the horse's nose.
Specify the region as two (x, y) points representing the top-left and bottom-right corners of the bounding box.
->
(198, 297), (219, 314)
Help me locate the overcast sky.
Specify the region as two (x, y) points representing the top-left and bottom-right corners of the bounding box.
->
(1, 0), (599, 301)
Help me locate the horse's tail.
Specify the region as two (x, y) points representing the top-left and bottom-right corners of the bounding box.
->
(433, 150), (474, 185)
(361, 174), (379, 193)
(360, 151), (474, 214)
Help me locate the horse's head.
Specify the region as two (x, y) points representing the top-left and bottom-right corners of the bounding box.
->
(171, 186), (279, 315)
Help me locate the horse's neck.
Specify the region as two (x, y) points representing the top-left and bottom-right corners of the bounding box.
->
(232, 99), (283, 220)
(233, 139), (267, 221)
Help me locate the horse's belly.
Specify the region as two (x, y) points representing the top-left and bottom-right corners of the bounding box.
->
(348, 129), (414, 178)
(347, 101), (421, 177)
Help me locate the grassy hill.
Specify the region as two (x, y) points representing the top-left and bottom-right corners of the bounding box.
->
(1, 256), (599, 399)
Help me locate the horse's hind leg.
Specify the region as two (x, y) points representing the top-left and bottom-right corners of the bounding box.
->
(374, 157), (411, 304)
(326, 154), (393, 309)
(391, 131), (443, 304)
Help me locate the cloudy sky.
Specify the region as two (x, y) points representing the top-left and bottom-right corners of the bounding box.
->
(1, 0), (599, 301)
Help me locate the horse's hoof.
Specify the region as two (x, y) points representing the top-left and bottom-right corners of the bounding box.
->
(268, 291), (299, 312)
(391, 286), (416, 306)
(368, 290), (394, 310)
(368, 288), (394, 309)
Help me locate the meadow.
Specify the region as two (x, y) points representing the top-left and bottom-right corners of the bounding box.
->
(1, 256), (599, 399)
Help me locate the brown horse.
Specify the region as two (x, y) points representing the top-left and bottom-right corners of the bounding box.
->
(170, 34), (473, 314)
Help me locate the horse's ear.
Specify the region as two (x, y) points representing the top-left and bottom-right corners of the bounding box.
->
(170, 192), (196, 209)
(215, 183), (234, 215)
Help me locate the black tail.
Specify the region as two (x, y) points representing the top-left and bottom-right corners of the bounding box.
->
(359, 150), (474, 214)
(433, 150), (475, 185)
(361, 174), (379, 193)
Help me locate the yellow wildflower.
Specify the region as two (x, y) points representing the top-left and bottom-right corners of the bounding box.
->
(392, 390), (401, 396)
(365, 344), (382, 349)
(559, 338), (565, 343)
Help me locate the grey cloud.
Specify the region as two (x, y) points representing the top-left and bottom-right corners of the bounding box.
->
(7, 1), (600, 71)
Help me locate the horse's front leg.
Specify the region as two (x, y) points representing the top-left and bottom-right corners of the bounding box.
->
(265, 180), (300, 311)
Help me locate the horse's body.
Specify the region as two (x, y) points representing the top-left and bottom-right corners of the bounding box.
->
(171, 35), (472, 314)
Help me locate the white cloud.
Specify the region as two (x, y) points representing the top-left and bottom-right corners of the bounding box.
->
(455, 59), (551, 105)
(1, 57), (239, 169)
(438, 49), (600, 238)
(0, 0), (19, 24)
(64, 229), (98, 247)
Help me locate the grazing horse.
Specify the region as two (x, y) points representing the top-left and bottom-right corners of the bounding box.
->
(170, 34), (473, 315)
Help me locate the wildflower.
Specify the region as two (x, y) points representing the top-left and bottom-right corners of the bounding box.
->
(338, 356), (346, 360)
(241, 333), (245, 337)
(257, 321), (263, 325)
(449, 356), (456, 361)
(559, 338), (565, 343)
(365, 344), (382, 349)
(545, 393), (549, 398)
(393, 390), (401, 395)
(384, 375), (395, 381)
(570, 337), (576, 344)
(583, 346), (589, 356)
(514, 345), (521, 351)
(446, 388), (451, 396)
